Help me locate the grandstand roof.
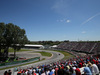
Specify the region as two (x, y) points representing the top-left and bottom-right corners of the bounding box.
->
(24, 44), (44, 47)
(51, 45), (58, 48)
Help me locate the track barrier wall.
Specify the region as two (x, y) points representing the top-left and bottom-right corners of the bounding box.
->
(0, 57), (40, 67)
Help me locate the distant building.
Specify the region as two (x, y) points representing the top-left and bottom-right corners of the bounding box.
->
(23, 44), (44, 49)
(50, 45), (58, 49)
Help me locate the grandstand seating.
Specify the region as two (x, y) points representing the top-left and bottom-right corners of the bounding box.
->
(57, 42), (100, 54)
(14, 54), (100, 75)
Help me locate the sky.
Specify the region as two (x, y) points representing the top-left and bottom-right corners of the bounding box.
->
(0, 0), (100, 41)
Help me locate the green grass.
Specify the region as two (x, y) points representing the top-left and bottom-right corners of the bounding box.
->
(36, 49), (74, 59)
(9, 48), (32, 52)
(35, 51), (52, 57)
(1, 48), (32, 52)
(0, 58), (45, 70)
(51, 50), (74, 59)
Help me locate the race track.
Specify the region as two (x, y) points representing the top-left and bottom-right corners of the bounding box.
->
(0, 49), (64, 75)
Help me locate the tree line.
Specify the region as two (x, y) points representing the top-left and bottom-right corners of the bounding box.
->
(0, 22), (28, 58)
(28, 41), (64, 46)
(28, 40), (100, 46)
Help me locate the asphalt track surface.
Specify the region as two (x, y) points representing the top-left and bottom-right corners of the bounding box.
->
(0, 49), (64, 75)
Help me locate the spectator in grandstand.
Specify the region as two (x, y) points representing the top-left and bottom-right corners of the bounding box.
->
(69, 66), (74, 75)
(91, 61), (99, 75)
(49, 68), (55, 75)
(16, 55), (100, 75)
(75, 67), (81, 75)
(97, 60), (100, 72)
(84, 67), (92, 75)
(21, 69), (25, 75)
(45, 68), (50, 75)
(63, 66), (70, 75)
(27, 69), (31, 75)
(25, 69), (28, 75)
(88, 62), (92, 73)
(52, 67), (55, 74)
(92, 59), (96, 64)
(14, 67), (18, 72)
(38, 68), (42, 75)
(17, 71), (21, 75)
(32, 69), (37, 75)
(4, 70), (7, 75)
(73, 61), (78, 68)
(78, 62), (83, 68)
(55, 65), (59, 75)
(7, 70), (12, 75)
(36, 67), (39, 73)
(72, 67), (76, 75)
(57, 67), (64, 75)
(41, 72), (46, 75)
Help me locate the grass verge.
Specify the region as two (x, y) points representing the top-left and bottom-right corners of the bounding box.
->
(36, 49), (74, 59)
(9, 48), (32, 52)
(56, 50), (74, 59)
(1, 48), (32, 52)
(37, 49), (74, 59)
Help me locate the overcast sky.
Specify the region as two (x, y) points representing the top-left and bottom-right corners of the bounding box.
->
(0, 0), (100, 41)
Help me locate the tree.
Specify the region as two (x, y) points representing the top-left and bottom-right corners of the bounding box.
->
(0, 23), (6, 55)
(11, 26), (28, 58)
(3, 23), (15, 57)
(0, 22), (28, 58)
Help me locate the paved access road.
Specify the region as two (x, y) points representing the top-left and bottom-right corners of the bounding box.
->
(0, 49), (64, 75)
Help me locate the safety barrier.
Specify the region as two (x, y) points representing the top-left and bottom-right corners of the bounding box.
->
(0, 57), (40, 66)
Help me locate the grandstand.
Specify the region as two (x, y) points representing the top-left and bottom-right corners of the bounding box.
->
(57, 42), (100, 55)
(2, 42), (100, 75)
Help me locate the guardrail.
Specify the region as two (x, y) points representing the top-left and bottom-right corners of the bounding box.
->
(0, 57), (40, 67)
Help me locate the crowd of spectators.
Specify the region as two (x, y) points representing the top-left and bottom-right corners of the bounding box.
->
(3, 42), (100, 75)
(4, 55), (100, 75)
(4, 70), (12, 75)
(57, 42), (100, 54)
